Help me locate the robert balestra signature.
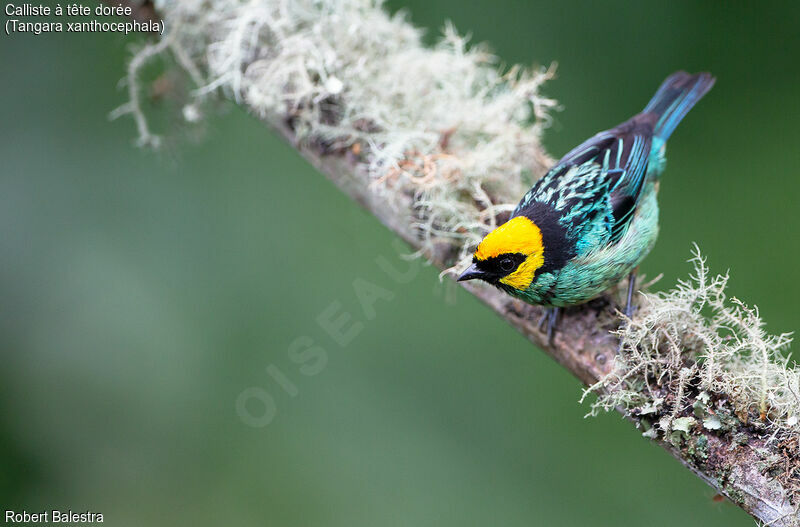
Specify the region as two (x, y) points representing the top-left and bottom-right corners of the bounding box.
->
(5, 510), (104, 523)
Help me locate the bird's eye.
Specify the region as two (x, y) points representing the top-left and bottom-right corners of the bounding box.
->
(500, 257), (515, 272)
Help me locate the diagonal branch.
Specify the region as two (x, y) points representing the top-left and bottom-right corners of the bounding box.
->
(270, 119), (798, 527)
(108, 0), (799, 524)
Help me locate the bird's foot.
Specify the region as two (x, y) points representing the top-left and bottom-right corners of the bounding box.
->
(537, 307), (561, 347)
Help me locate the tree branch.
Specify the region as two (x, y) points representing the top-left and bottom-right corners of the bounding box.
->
(108, 1), (799, 524)
(271, 119), (798, 527)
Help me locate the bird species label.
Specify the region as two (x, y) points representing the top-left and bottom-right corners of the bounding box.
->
(3, 3), (164, 35)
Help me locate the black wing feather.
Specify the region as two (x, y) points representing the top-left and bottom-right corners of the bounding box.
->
(546, 113), (655, 242)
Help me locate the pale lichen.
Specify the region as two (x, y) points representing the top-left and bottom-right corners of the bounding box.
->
(115, 0), (557, 262)
(584, 247), (799, 443)
(116, 0), (800, 504)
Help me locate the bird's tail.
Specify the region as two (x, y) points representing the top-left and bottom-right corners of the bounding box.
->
(643, 71), (715, 141)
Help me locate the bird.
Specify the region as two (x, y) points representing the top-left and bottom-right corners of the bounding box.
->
(458, 71), (715, 341)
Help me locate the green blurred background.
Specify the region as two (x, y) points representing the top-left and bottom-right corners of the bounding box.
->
(2, 2), (799, 526)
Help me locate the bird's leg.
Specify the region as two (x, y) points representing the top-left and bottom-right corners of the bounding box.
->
(624, 269), (637, 319)
(547, 307), (561, 345)
(537, 308), (550, 332)
(537, 307), (561, 346)
(618, 268), (638, 353)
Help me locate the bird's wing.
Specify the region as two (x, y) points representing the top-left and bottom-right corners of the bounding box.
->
(520, 115), (655, 243)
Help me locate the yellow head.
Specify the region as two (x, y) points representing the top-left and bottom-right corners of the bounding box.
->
(458, 216), (545, 291)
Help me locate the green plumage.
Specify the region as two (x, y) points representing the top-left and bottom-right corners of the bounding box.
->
(509, 184), (660, 306)
(460, 71), (715, 309)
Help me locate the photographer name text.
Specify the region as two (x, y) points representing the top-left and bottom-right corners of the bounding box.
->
(5, 510), (103, 523)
